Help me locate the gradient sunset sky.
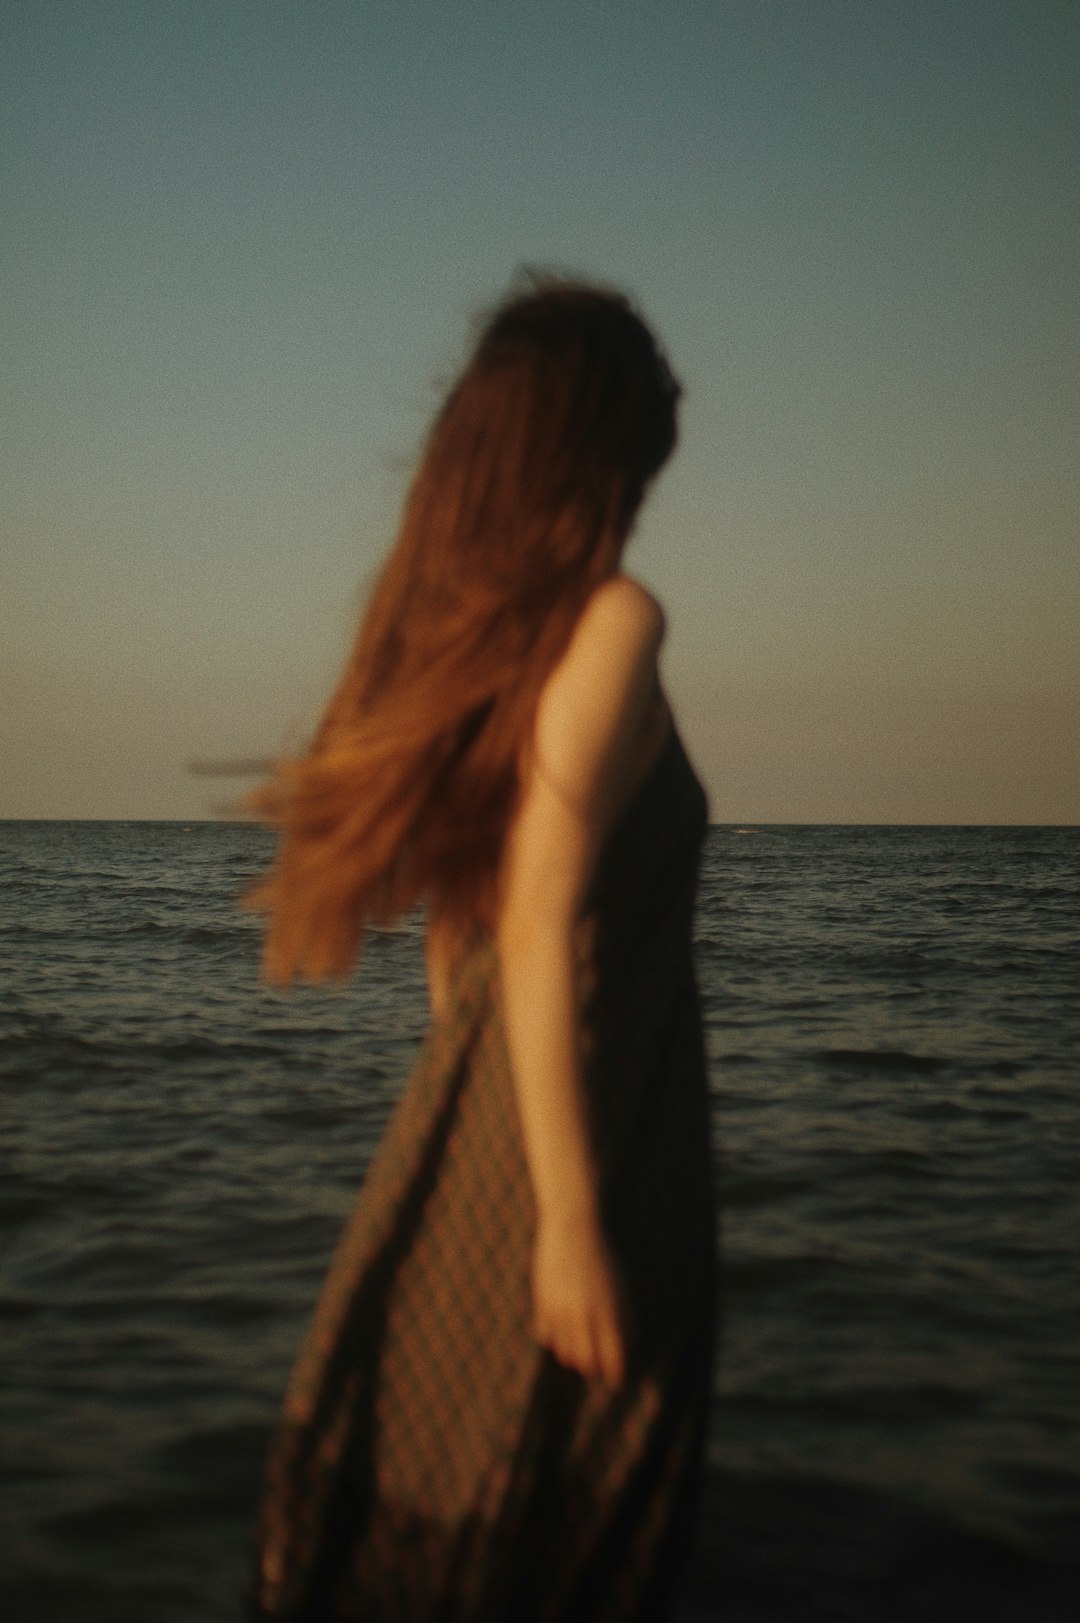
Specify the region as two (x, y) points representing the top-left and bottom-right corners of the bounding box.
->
(4, 0), (1077, 822)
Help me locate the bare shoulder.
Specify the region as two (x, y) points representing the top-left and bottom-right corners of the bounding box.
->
(546, 576), (664, 706)
(540, 577), (663, 721)
(573, 573), (666, 650)
(529, 575), (666, 817)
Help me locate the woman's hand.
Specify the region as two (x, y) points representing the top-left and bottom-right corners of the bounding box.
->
(532, 1209), (631, 1387)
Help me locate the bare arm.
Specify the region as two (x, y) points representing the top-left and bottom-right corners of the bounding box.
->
(496, 575), (665, 1385)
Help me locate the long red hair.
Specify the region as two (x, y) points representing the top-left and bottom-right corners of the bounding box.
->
(247, 276), (681, 981)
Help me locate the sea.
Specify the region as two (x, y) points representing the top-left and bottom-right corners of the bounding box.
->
(1, 819), (1077, 1623)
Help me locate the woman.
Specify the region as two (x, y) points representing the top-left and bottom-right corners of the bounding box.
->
(247, 277), (716, 1621)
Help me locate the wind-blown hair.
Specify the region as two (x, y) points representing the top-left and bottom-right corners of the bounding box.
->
(247, 276), (681, 982)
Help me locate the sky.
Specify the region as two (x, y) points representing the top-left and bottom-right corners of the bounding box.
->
(3, 0), (1078, 823)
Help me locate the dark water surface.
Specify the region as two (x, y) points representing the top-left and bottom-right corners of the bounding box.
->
(2, 821), (1078, 1621)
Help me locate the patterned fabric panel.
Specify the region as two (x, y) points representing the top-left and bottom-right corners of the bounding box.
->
(249, 727), (716, 1622)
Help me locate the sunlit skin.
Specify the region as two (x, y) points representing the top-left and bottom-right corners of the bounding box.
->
(493, 573), (668, 1387)
(423, 574), (668, 1386)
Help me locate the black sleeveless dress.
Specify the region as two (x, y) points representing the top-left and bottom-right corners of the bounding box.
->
(249, 723), (716, 1621)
